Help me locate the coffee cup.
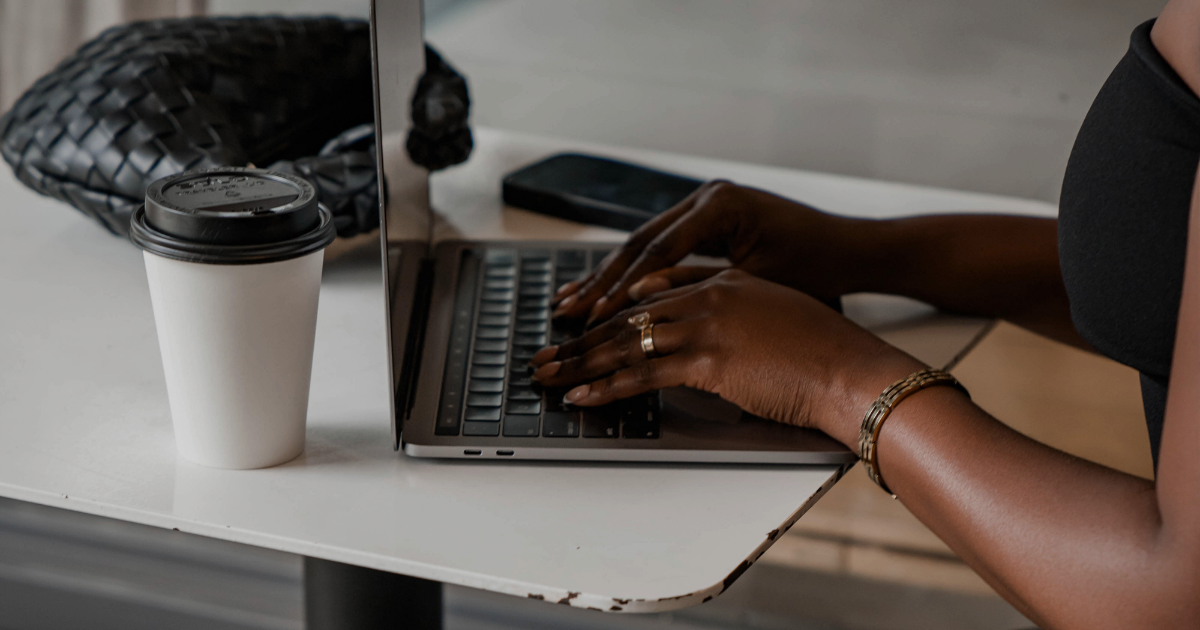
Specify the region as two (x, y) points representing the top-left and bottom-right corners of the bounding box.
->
(130, 168), (336, 469)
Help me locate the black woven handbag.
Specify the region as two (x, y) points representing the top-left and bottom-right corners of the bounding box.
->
(0, 16), (471, 239)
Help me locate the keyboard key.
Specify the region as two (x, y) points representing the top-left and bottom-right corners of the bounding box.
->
(591, 249), (613, 267)
(485, 249), (516, 265)
(468, 379), (505, 393)
(511, 363), (533, 377)
(517, 308), (550, 321)
(510, 359), (534, 374)
(515, 321), (548, 334)
(476, 326), (509, 340)
(549, 330), (568, 344)
(519, 297), (551, 309)
(556, 249), (586, 269)
(503, 415), (540, 437)
(463, 421), (500, 436)
(519, 285), (551, 298)
(435, 414), (461, 436)
(543, 388), (568, 412)
(505, 400), (542, 415)
(623, 421), (660, 439)
(522, 259), (553, 272)
(509, 376), (533, 389)
(465, 406), (501, 421)
(485, 265), (516, 278)
(520, 249), (552, 261)
(467, 393), (503, 407)
(582, 412), (619, 438)
(478, 314), (511, 327)
(470, 365), (505, 379)
(555, 272), (583, 285)
(542, 412), (580, 437)
(521, 271), (553, 284)
(514, 333), (548, 346)
(473, 339), (507, 352)
(473, 352), (507, 366)
(483, 289), (515, 302)
(484, 278), (516, 290)
(480, 301), (513, 314)
(510, 346), (538, 361)
(507, 388), (541, 401)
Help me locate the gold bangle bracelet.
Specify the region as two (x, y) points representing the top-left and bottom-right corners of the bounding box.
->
(857, 368), (968, 498)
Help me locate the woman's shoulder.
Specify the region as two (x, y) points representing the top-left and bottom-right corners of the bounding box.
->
(1152, 0), (1200, 99)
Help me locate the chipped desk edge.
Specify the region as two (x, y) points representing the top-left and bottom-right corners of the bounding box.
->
(0, 464), (853, 614)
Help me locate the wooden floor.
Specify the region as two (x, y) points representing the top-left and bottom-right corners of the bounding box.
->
(763, 321), (1154, 596)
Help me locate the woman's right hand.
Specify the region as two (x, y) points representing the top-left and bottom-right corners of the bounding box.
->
(552, 180), (876, 326)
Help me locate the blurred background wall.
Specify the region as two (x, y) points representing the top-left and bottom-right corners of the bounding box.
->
(1, 0), (1169, 204)
(0, 0), (205, 111)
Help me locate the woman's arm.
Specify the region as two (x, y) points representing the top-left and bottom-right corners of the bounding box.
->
(867, 167), (1200, 629)
(857, 215), (1087, 349)
(550, 182), (1086, 349)
(535, 197), (1200, 627)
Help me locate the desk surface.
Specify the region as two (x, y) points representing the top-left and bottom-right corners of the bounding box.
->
(0, 127), (1054, 613)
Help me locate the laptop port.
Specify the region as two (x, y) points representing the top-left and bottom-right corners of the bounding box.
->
(496, 450), (514, 456)
(464, 450), (482, 456)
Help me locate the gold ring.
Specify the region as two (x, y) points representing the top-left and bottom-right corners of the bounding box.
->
(628, 312), (651, 330)
(640, 323), (658, 358)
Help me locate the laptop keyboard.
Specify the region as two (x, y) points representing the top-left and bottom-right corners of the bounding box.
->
(435, 246), (661, 440)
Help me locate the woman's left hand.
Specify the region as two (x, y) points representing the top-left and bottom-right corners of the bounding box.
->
(529, 269), (924, 446)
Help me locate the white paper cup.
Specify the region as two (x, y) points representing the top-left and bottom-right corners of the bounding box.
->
(131, 168), (336, 469)
(144, 250), (324, 468)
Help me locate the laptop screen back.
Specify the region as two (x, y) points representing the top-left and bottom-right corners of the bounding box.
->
(370, 0), (432, 443)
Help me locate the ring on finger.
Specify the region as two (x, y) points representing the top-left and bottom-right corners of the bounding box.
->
(640, 323), (658, 358)
(628, 311), (652, 330)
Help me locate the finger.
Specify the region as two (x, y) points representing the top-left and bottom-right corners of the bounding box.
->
(551, 279), (583, 303)
(530, 295), (691, 368)
(619, 268), (729, 311)
(586, 183), (737, 324)
(552, 181), (716, 317)
(627, 265), (724, 301)
(562, 354), (694, 407)
(534, 321), (690, 387)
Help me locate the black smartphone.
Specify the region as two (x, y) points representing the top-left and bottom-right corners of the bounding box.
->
(501, 153), (704, 231)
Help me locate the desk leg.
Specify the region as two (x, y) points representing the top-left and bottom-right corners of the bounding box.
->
(304, 557), (442, 630)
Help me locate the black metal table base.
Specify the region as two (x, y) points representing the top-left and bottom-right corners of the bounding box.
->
(304, 557), (443, 630)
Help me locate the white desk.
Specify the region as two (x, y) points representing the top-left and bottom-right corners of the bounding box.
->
(0, 127), (1055, 614)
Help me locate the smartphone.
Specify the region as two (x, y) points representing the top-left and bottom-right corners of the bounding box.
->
(501, 153), (704, 231)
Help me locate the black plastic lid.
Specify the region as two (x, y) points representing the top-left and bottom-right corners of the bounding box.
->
(130, 168), (336, 265)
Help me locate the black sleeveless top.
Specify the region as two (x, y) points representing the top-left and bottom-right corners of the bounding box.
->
(1059, 19), (1194, 467)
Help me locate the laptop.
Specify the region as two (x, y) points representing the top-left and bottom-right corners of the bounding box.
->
(370, 0), (855, 464)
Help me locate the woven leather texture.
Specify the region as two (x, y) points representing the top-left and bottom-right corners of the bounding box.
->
(0, 16), (380, 238)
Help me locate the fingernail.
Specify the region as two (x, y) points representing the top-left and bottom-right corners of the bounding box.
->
(530, 346), (558, 366)
(533, 361), (561, 381)
(564, 384), (590, 404)
(585, 296), (607, 325)
(552, 294), (576, 317)
(553, 282), (575, 299)
(628, 277), (669, 301)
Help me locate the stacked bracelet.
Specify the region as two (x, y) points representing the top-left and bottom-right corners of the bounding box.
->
(857, 368), (969, 498)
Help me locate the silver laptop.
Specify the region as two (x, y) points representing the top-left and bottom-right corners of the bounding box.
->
(371, 0), (854, 464)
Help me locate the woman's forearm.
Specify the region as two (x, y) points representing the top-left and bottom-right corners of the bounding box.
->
(863, 388), (1194, 630)
(853, 215), (1088, 349)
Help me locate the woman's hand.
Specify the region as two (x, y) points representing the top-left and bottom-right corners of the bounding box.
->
(531, 269), (923, 446)
(551, 181), (873, 326)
